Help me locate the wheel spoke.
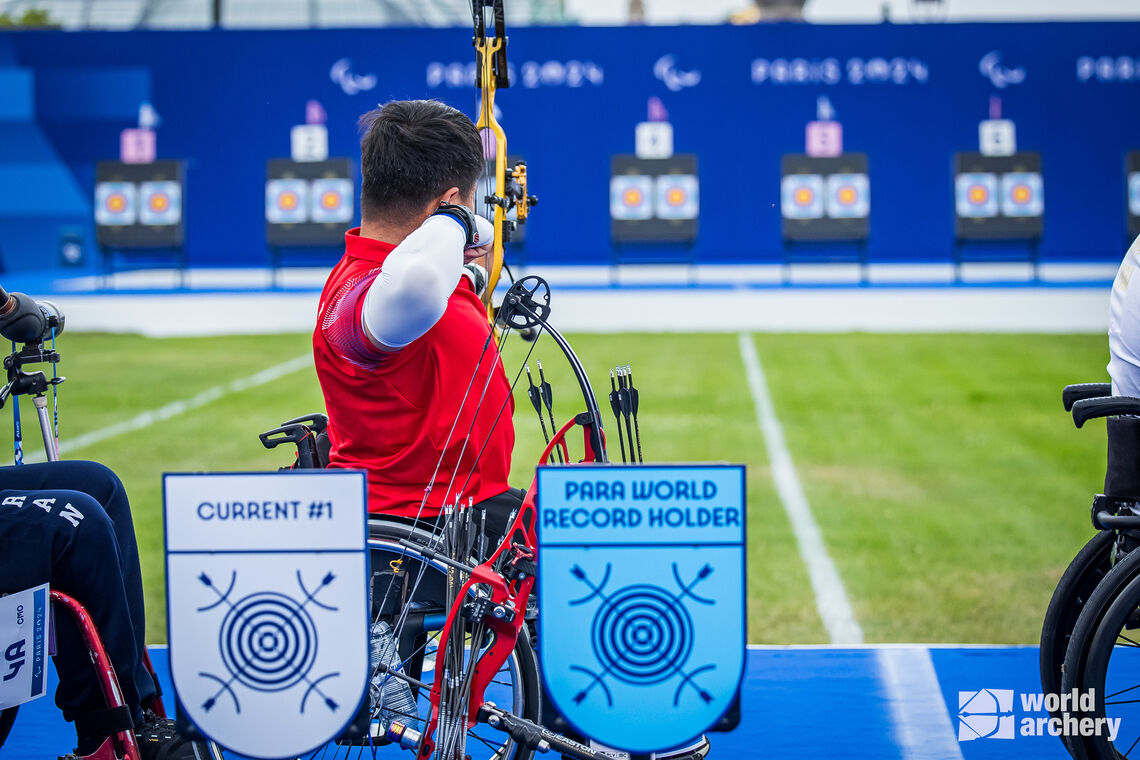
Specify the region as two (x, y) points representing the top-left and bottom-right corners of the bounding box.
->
(1106, 681), (1140, 700)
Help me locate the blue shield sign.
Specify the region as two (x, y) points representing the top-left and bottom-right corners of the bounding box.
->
(536, 465), (745, 754)
(164, 471), (369, 760)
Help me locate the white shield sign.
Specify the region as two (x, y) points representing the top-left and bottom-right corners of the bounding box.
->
(164, 471), (369, 760)
(536, 465), (745, 754)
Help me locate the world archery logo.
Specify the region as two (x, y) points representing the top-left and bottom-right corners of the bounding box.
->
(958, 689), (1015, 740)
(536, 465), (745, 755)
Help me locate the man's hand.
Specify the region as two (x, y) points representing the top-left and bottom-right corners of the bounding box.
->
(464, 215), (495, 263)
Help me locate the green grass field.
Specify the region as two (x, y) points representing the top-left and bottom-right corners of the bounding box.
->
(0, 331), (1109, 646)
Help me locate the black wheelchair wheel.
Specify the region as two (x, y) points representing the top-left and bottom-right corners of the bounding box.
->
(1069, 567), (1140, 759)
(293, 519), (540, 760)
(1062, 546), (1140, 760)
(0, 706), (16, 748)
(1042, 531), (1116, 704)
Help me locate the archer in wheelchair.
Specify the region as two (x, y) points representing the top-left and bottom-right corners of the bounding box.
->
(1038, 234), (1140, 760)
(0, 288), (213, 760)
(248, 96), (705, 760)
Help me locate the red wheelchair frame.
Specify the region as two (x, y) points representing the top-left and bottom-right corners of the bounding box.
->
(0, 590), (167, 760)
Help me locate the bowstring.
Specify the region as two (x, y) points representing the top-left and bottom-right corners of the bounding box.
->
(372, 3), (521, 747)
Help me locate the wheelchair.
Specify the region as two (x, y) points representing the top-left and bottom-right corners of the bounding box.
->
(0, 592), (222, 760)
(260, 413), (543, 760)
(1041, 384), (1140, 759)
(0, 310), (223, 760)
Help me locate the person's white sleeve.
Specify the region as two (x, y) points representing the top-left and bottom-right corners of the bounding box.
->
(361, 215), (466, 349)
(1109, 235), (1140, 396)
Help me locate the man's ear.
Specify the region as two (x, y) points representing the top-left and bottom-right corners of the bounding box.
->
(439, 186), (462, 205)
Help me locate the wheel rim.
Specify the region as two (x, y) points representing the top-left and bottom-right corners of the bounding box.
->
(294, 530), (534, 760)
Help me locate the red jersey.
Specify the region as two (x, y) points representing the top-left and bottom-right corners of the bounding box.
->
(313, 228), (514, 517)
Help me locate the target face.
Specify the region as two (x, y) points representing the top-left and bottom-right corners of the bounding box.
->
(1128, 173), (1140, 217)
(309, 178), (354, 224)
(611, 175), (654, 220)
(955, 173), (999, 218)
(592, 584), (695, 685)
(654, 174), (699, 220)
(219, 592), (318, 692)
(999, 172), (1044, 217)
(94, 182), (138, 226)
(824, 173), (869, 219)
(138, 181), (182, 226)
(781, 174), (825, 219)
(265, 179), (309, 224)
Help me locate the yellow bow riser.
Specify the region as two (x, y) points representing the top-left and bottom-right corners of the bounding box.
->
(474, 34), (507, 325)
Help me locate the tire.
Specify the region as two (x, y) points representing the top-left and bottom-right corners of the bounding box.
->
(1069, 568), (1140, 759)
(1062, 546), (1140, 759)
(0, 706), (16, 748)
(295, 519), (540, 760)
(1042, 531), (1116, 704)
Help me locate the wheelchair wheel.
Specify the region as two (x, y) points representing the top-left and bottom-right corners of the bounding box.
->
(295, 519), (540, 760)
(0, 706), (15, 748)
(1067, 567), (1140, 759)
(1062, 547), (1140, 760)
(1042, 531), (1116, 704)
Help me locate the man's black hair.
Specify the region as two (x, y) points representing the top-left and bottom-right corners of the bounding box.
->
(358, 100), (484, 221)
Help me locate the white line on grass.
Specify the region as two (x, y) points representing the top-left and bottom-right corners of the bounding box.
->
(878, 647), (965, 760)
(737, 332), (864, 645)
(22, 354), (313, 463)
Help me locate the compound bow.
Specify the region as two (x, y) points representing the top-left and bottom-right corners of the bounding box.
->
(377, 6), (613, 758)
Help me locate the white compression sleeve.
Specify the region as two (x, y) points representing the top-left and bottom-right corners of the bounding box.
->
(1110, 235), (1140, 396)
(361, 215), (467, 349)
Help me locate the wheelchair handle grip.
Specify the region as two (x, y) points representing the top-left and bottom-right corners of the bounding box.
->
(1063, 383), (1112, 412)
(259, 423), (310, 449)
(1072, 396), (1140, 428)
(280, 413), (328, 434)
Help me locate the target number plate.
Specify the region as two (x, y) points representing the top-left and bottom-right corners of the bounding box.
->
(163, 471), (370, 759)
(536, 464), (746, 754)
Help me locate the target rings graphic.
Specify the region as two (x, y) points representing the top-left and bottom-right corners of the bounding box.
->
(218, 592), (318, 692)
(591, 584), (694, 686)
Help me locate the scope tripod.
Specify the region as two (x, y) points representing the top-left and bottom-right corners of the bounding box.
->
(0, 342), (65, 463)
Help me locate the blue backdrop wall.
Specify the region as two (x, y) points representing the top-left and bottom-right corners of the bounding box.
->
(0, 22), (1138, 272)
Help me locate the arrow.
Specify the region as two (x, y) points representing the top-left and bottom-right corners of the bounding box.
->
(525, 363), (553, 449)
(608, 370), (627, 463)
(297, 569), (338, 611)
(626, 364), (644, 463)
(672, 562), (716, 605)
(536, 360), (564, 462)
(616, 368), (637, 463)
(195, 571), (236, 612)
(568, 563), (612, 605)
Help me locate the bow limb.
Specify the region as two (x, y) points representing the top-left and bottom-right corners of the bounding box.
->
(474, 88), (506, 325)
